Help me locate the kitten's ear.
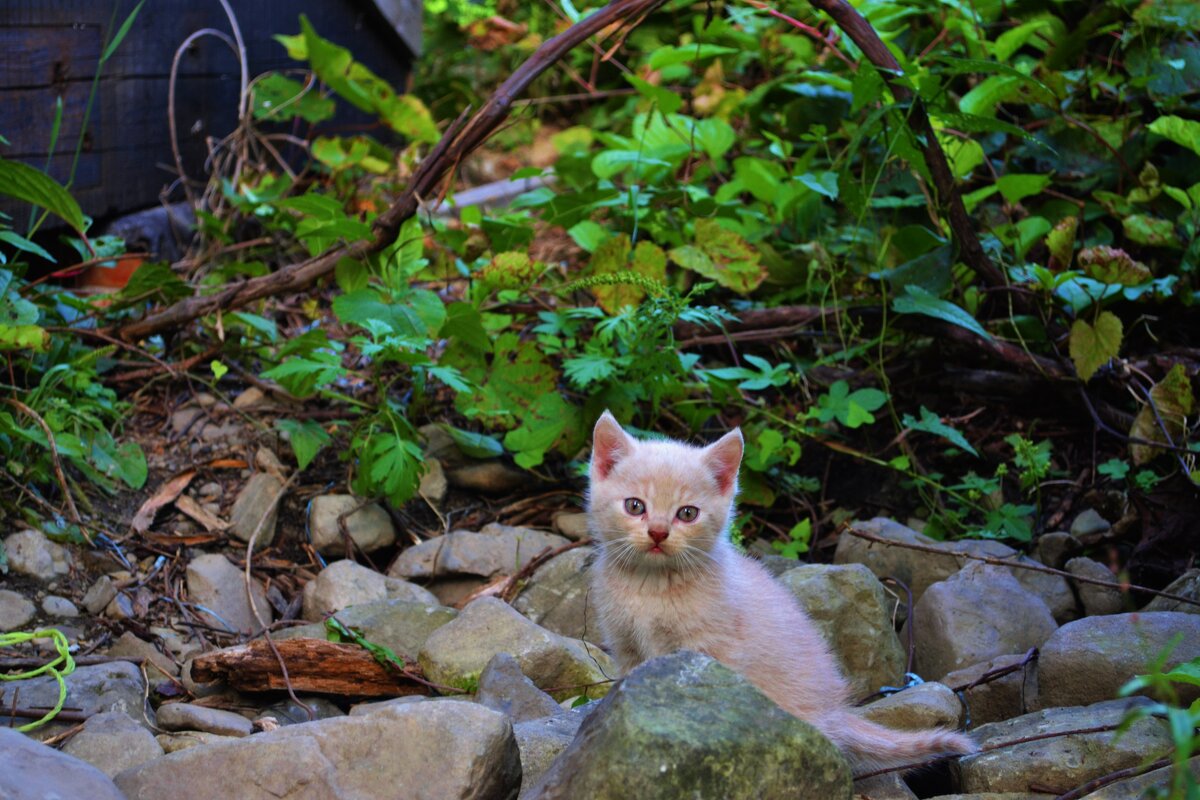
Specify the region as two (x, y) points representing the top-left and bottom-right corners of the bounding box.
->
(703, 428), (744, 495)
(592, 410), (633, 480)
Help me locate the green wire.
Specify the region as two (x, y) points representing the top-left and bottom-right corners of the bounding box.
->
(0, 628), (76, 731)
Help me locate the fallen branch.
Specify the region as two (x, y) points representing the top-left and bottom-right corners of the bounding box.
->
(845, 525), (1200, 609)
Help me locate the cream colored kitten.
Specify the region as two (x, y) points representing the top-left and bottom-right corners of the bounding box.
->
(587, 411), (975, 772)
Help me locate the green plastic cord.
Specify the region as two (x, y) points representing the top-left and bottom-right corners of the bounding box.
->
(0, 628), (76, 731)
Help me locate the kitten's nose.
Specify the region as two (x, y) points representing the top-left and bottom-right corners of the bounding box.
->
(648, 528), (669, 544)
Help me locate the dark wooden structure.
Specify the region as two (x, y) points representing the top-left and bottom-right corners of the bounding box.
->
(0, 0), (420, 224)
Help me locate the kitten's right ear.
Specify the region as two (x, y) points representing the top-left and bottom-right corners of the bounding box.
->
(592, 410), (633, 480)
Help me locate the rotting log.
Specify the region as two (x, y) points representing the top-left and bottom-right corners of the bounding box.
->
(190, 637), (431, 698)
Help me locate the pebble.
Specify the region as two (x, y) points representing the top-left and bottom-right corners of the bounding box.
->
(1069, 508), (1110, 538)
(3, 529), (72, 581)
(41, 594), (79, 617)
(156, 703), (254, 737)
(309, 494), (397, 555)
(0, 588), (36, 631)
(227, 472), (284, 546)
(82, 576), (118, 614)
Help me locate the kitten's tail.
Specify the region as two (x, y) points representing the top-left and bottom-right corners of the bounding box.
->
(821, 711), (977, 774)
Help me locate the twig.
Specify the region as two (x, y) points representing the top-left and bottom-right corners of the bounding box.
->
(1052, 757), (1172, 800)
(845, 525), (1200, 608)
(1, 398), (86, 540)
(501, 539), (592, 603)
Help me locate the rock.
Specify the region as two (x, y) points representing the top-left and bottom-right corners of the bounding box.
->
(255, 696), (345, 727)
(171, 407), (203, 435)
(2, 661), (152, 740)
(185, 553), (273, 634)
(227, 472), (284, 546)
(551, 511), (589, 541)
(309, 494), (396, 555)
(232, 386), (265, 409)
(853, 773), (917, 799)
(514, 710), (589, 797)
(300, 559), (387, 621)
(926, 795), (1051, 800)
(907, 563), (1057, 680)
(448, 461), (527, 494)
(0, 727), (127, 800)
(955, 698), (1171, 793)
(105, 631), (179, 683)
(513, 546), (595, 639)
(525, 651), (852, 800)
(62, 711), (164, 777)
(115, 700), (520, 800)
(4, 529), (71, 580)
(940, 653), (1036, 727)
(418, 597), (613, 700)
(1081, 756), (1200, 799)
(349, 696), (428, 716)
(42, 594), (79, 617)
(156, 731), (232, 753)
(1144, 569), (1200, 614)
(391, 527), (569, 582)
(779, 563), (906, 693)
(861, 682), (963, 731)
(1035, 612), (1200, 709)
(1035, 531), (1080, 569)
(384, 576), (439, 605)
(157, 703), (253, 737)
(83, 575), (119, 614)
(1065, 556), (1125, 615)
(418, 457), (448, 504)
(105, 592), (134, 620)
(419, 422), (464, 467)
(1070, 508), (1111, 538)
(277, 598), (457, 662)
(477, 652), (565, 722)
(0, 588), (36, 631)
(835, 518), (1076, 621)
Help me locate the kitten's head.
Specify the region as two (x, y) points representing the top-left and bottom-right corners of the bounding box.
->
(587, 410), (743, 572)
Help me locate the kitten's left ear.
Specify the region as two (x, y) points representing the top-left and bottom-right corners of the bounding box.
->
(704, 428), (744, 495)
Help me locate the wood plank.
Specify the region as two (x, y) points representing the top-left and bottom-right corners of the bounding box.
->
(190, 638), (434, 698)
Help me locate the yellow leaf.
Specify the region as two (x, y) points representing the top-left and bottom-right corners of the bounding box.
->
(1069, 311), (1122, 382)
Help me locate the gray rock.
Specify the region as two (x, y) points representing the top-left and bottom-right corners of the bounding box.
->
(4, 529), (71, 580)
(1036, 612), (1200, 709)
(0, 727), (127, 800)
(105, 631), (179, 683)
(551, 511), (589, 541)
(232, 387), (266, 409)
(926, 795), (1050, 800)
(105, 592), (134, 620)
(448, 461), (528, 494)
(419, 422), (466, 468)
(1065, 556), (1125, 615)
(861, 681), (963, 731)
(156, 703), (253, 737)
(391, 527), (569, 582)
(62, 711), (164, 777)
(513, 546), (596, 640)
(227, 472), (284, 546)
(384, 576), (440, 605)
(171, 407), (203, 435)
(2, 661), (152, 741)
(1035, 531), (1080, 569)
(418, 597), (614, 700)
(477, 652), (565, 722)
(186, 553), (273, 634)
(42, 594), (79, 617)
(907, 563), (1057, 680)
(835, 518), (1076, 621)
(115, 700), (520, 800)
(309, 494), (396, 555)
(941, 653), (1036, 727)
(156, 731), (233, 753)
(955, 698), (1171, 793)
(349, 696), (428, 716)
(83, 575), (119, 614)
(525, 651), (852, 800)
(301, 559), (387, 621)
(780, 563), (906, 694)
(515, 710), (590, 798)
(418, 457), (448, 504)
(277, 598), (457, 662)
(853, 773), (918, 799)
(255, 696), (345, 727)
(1070, 508), (1111, 538)
(1081, 756), (1200, 798)
(0, 588), (35, 631)
(1144, 569), (1200, 614)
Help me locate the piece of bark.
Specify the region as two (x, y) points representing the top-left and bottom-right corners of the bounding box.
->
(190, 638), (430, 698)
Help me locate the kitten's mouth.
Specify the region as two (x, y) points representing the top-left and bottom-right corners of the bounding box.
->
(648, 544), (664, 554)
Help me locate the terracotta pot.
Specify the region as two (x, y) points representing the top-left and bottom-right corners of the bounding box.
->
(78, 253), (145, 291)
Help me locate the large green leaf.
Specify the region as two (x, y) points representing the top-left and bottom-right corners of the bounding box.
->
(0, 158), (85, 234)
(892, 285), (991, 340)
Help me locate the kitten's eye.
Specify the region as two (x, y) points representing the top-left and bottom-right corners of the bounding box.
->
(676, 505), (699, 522)
(624, 498), (646, 516)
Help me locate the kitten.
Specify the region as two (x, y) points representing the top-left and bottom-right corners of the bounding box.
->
(587, 411), (975, 772)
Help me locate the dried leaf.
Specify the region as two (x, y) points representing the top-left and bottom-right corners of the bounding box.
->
(1130, 364), (1195, 465)
(131, 470), (196, 533)
(174, 494), (230, 533)
(1078, 246), (1152, 286)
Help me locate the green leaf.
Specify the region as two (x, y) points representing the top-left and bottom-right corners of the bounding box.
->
(902, 406), (979, 456)
(1069, 312), (1123, 382)
(210, 361), (229, 381)
(355, 432), (423, 505)
(773, 519), (812, 559)
(101, 0), (145, 62)
(567, 221), (608, 253)
(253, 72), (336, 123)
(647, 44), (738, 70)
(1097, 458), (1131, 481)
(0, 158), (86, 234)
(996, 173), (1051, 205)
(564, 351), (619, 389)
(798, 171), (839, 200)
(112, 441), (148, 489)
(440, 425), (505, 459)
(1077, 246), (1152, 286)
(276, 418), (332, 469)
(441, 302), (490, 352)
(263, 352), (345, 398)
(816, 380), (888, 429)
(1122, 215), (1181, 249)
(1130, 364), (1195, 465)
(1148, 116), (1200, 157)
(625, 75), (682, 115)
(0, 231), (55, 262)
(669, 219), (765, 294)
(0, 324), (48, 351)
(892, 285), (991, 340)
(503, 394), (572, 469)
(1046, 217), (1077, 269)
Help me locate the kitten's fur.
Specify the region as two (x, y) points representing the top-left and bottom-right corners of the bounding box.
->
(587, 411), (975, 772)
